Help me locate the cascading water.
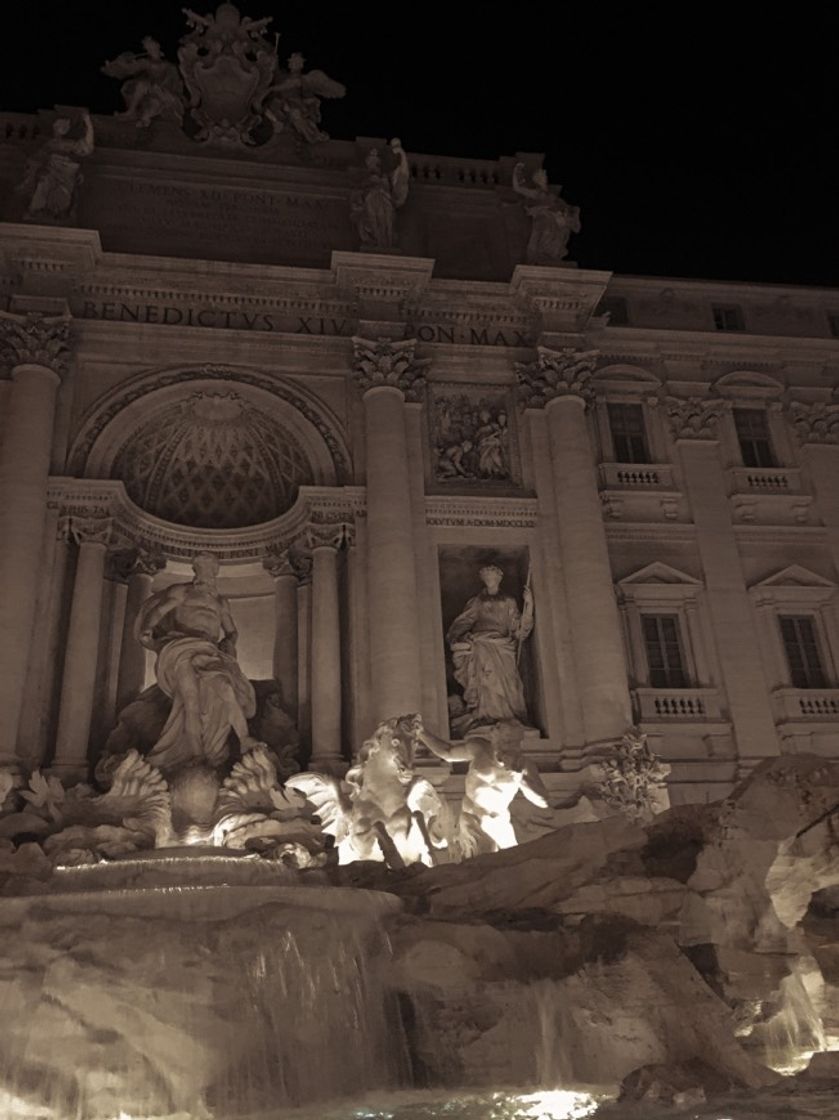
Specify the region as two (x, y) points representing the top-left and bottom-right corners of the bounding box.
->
(0, 855), (407, 1120)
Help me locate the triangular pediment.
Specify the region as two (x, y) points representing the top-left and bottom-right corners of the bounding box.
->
(751, 565), (836, 590)
(619, 561), (702, 587)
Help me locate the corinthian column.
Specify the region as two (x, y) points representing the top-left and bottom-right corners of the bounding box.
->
(263, 547), (299, 717)
(115, 547), (166, 713)
(351, 337), (430, 722)
(307, 524), (350, 770)
(53, 516), (112, 779)
(0, 311), (71, 762)
(517, 346), (631, 745)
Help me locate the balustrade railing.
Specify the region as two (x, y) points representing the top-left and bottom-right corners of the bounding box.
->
(773, 688), (839, 720)
(727, 466), (803, 494)
(634, 687), (723, 720)
(599, 462), (675, 489)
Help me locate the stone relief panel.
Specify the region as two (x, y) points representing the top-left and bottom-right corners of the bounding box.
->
(438, 545), (541, 738)
(429, 385), (516, 487)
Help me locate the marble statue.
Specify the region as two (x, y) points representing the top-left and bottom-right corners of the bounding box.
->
(17, 110), (94, 224)
(414, 716), (549, 856)
(512, 162), (580, 265)
(591, 727), (671, 823)
(102, 37), (186, 127)
(286, 714), (449, 867)
(446, 563), (533, 730)
(350, 139), (410, 253)
(262, 52), (345, 144)
(134, 552), (263, 776)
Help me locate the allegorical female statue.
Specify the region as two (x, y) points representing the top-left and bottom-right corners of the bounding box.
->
(350, 138), (410, 252)
(18, 110), (94, 224)
(446, 563), (533, 729)
(512, 161), (580, 265)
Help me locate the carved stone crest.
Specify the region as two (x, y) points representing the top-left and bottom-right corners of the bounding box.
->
(665, 396), (727, 441)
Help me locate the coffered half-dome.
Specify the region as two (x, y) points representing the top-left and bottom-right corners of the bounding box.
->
(112, 391), (313, 528)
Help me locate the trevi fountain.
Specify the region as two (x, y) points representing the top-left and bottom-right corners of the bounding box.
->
(1, 5), (838, 1119)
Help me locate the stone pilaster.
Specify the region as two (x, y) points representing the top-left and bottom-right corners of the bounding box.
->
(352, 336), (429, 722)
(788, 400), (839, 576)
(115, 546), (166, 714)
(306, 523), (350, 770)
(516, 345), (632, 746)
(52, 515), (112, 779)
(0, 310), (71, 761)
(263, 547), (299, 717)
(664, 397), (779, 760)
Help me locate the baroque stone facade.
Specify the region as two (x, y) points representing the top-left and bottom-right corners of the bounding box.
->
(2, 75), (839, 812)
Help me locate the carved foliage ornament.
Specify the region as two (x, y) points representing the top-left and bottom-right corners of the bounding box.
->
(351, 336), (431, 402)
(0, 312), (71, 378)
(788, 401), (839, 446)
(515, 346), (599, 409)
(664, 396), (727, 441)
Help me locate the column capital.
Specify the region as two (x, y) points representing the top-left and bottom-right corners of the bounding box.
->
(515, 345), (599, 409)
(0, 311), (72, 379)
(106, 544), (166, 582)
(350, 336), (431, 402)
(787, 400), (839, 446)
(664, 395), (728, 442)
(263, 547), (295, 580)
(69, 515), (113, 548)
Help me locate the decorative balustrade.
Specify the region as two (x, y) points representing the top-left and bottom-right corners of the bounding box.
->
(727, 466), (803, 494)
(772, 688), (839, 721)
(409, 154), (501, 187)
(634, 687), (723, 720)
(0, 113), (45, 144)
(599, 462), (675, 490)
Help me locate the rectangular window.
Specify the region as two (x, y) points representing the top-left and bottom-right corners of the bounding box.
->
(733, 408), (776, 468)
(642, 614), (689, 688)
(779, 616), (828, 689)
(712, 303), (745, 331)
(607, 402), (650, 463)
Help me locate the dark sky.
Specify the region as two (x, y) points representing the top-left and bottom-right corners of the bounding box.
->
(3, 1), (838, 287)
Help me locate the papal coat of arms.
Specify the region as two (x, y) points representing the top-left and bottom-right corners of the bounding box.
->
(102, 3), (345, 148)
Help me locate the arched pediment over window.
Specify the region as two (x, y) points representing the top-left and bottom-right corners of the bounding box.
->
(713, 370), (785, 400)
(592, 363), (662, 395)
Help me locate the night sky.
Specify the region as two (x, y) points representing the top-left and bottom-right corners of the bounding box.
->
(3, 1), (838, 288)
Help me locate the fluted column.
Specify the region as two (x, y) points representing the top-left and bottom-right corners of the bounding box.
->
(291, 550), (313, 751)
(53, 516), (112, 778)
(308, 525), (348, 769)
(0, 311), (71, 761)
(115, 547), (166, 713)
(517, 346), (631, 745)
(351, 337), (429, 722)
(263, 548), (299, 716)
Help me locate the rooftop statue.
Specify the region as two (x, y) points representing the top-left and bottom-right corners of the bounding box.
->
(414, 717), (550, 856)
(446, 563), (534, 733)
(261, 52), (346, 144)
(286, 714), (449, 867)
(101, 37), (186, 128)
(134, 552), (264, 776)
(17, 109), (94, 224)
(512, 161), (581, 265)
(350, 138), (411, 253)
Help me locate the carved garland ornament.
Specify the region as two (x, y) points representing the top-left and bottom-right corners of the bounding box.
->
(0, 312), (72, 377)
(351, 337), (431, 402)
(515, 346), (599, 409)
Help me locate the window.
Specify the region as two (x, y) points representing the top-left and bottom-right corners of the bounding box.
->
(733, 407), (775, 468)
(607, 402), (650, 463)
(642, 614), (689, 688)
(779, 616), (829, 689)
(712, 303), (745, 332)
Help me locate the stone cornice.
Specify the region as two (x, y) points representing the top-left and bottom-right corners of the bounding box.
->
(515, 346), (599, 409)
(47, 479), (366, 565)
